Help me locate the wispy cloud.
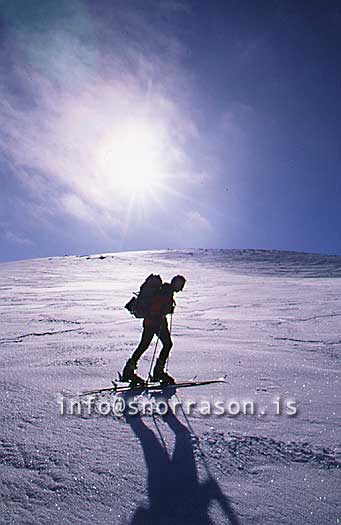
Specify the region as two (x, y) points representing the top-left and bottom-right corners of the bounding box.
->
(0, 221), (34, 247)
(0, 0), (201, 244)
(186, 210), (212, 232)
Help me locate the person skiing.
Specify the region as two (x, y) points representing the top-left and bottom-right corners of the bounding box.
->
(121, 274), (186, 385)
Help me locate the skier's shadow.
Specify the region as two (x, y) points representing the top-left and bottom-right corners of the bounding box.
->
(124, 391), (240, 525)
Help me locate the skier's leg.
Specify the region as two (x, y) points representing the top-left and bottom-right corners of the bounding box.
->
(152, 320), (174, 383)
(121, 325), (154, 381)
(131, 325), (155, 363)
(158, 319), (173, 363)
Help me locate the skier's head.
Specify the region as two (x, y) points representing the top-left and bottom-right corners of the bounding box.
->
(171, 275), (186, 292)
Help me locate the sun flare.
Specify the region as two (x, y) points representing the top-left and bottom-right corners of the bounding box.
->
(97, 118), (168, 197)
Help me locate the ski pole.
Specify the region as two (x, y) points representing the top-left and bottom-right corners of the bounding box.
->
(165, 312), (173, 373)
(147, 322), (162, 380)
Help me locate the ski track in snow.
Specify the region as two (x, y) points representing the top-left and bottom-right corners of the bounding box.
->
(0, 249), (340, 524)
(0, 328), (85, 344)
(200, 429), (339, 473)
(3, 427), (336, 477)
(273, 336), (341, 345)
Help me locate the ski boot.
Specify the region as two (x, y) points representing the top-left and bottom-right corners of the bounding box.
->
(121, 358), (145, 386)
(152, 358), (175, 385)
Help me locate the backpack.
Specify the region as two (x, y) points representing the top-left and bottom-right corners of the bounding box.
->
(125, 274), (163, 318)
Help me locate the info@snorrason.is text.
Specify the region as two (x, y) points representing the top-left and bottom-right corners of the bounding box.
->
(58, 396), (299, 418)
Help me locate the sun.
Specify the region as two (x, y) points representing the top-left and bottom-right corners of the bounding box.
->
(96, 118), (167, 198)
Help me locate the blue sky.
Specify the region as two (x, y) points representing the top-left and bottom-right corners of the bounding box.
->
(0, 0), (340, 262)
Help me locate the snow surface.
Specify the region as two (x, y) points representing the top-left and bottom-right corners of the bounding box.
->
(0, 249), (340, 524)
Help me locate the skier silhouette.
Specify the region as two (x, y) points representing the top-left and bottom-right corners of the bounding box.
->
(122, 275), (186, 385)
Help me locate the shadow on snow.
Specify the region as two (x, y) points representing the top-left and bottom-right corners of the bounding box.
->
(123, 391), (240, 525)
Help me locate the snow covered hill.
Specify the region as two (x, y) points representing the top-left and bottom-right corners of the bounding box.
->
(0, 249), (339, 524)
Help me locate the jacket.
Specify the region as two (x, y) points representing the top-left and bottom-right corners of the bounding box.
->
(144, 283), (174, 327)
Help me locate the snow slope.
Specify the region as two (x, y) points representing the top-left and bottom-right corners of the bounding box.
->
(0, 249), (339, 524)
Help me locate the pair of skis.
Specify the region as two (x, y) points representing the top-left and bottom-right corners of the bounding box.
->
(79, 376), (226, 397)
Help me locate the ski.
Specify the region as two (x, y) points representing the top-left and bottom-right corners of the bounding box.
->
(79, 376), (226, 397)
